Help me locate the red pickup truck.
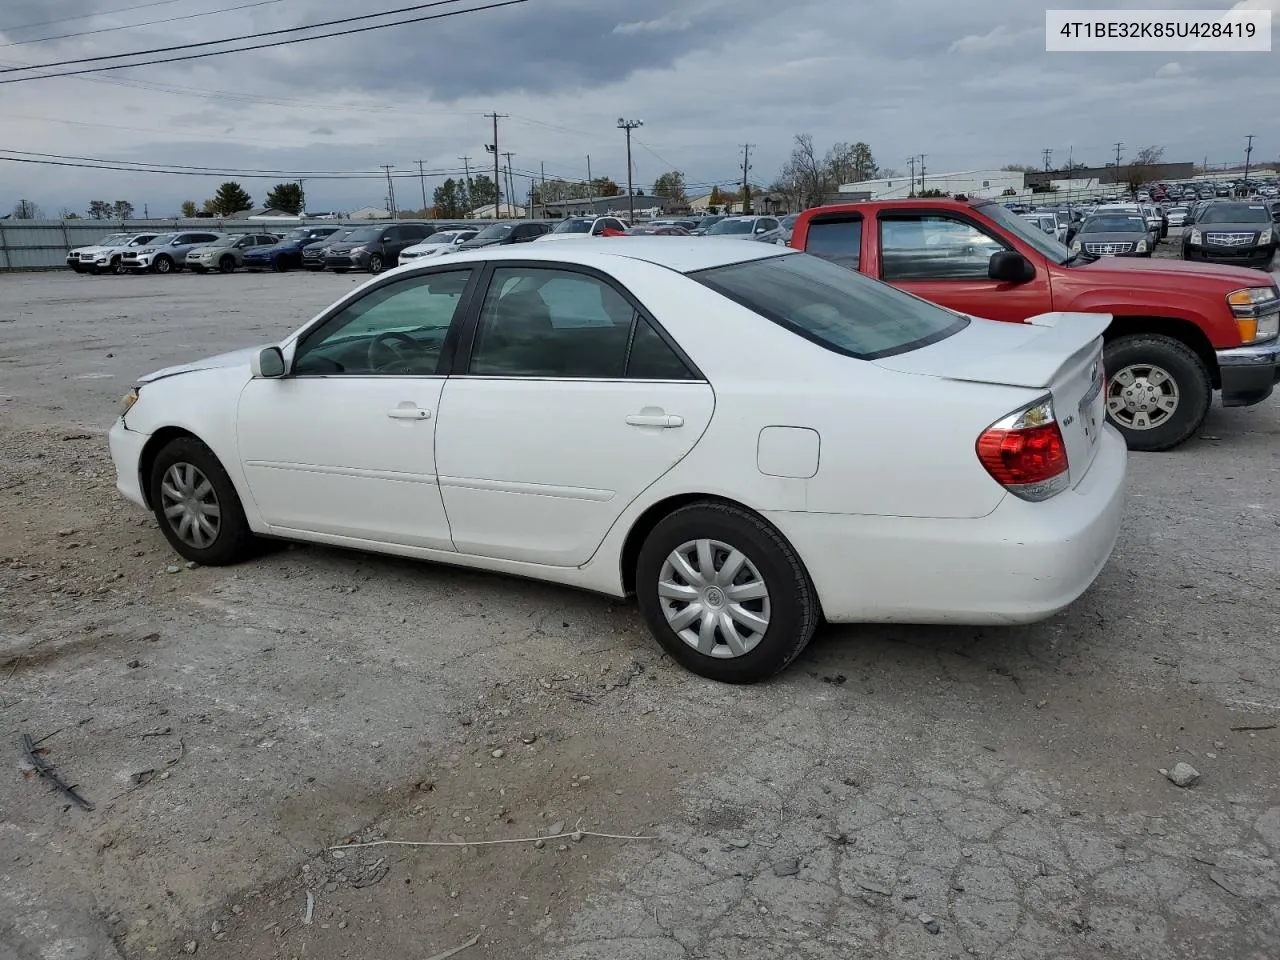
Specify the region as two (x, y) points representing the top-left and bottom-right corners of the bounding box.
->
(790, 198), (1280, 451)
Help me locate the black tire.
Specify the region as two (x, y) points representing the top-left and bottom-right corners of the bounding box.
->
(148, 437), (256, 566)
(635, 502), (819, 683)
(272, 257), (288, 273)
(368, 254), (384, 274)
(111, 256), (125, 275)
(153, 255), (174, 274)
(1103, 334), (1212, 452)
(218, 255), (236, 274)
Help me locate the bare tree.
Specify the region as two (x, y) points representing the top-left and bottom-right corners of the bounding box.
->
(10, 200), (44, 219)
(1126, 145), (1165, 193)
(781, 134), (831, 209)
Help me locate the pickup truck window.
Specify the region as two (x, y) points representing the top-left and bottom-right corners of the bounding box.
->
(803, 217), (862, 270)
(978, 201), (1072, 263)
(879, 215), (1006, 281)
(691, 251), (967, 361)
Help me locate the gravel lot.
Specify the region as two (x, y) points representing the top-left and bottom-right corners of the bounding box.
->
(3, 245), (1280, 960)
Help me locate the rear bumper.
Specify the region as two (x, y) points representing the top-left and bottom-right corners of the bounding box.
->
(769, 425), (1127, 625)
(1217, 337), (1280, 407)
(109, 418), (150, 509)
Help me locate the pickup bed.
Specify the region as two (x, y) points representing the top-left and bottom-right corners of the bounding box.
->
(791, 198), (1280, 451)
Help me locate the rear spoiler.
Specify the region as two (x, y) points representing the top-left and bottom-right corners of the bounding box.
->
(946, 312), (1111, 389)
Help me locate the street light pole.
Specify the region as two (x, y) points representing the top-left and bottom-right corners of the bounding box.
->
(617, 118), (642, 222)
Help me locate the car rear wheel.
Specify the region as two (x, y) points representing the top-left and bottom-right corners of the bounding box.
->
(273, 257), (288, 273)
(148, 437), (256, 566)
(153, 255), (173, 274)
(1103, 334), (1212, 452)
(635, 502), (818, 683)
(218, 255), (236, 274)
(111, 257), (125, 275)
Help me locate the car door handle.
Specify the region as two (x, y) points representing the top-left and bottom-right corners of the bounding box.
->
(625, 414), (683, 428)
(387, 406), (431, 420)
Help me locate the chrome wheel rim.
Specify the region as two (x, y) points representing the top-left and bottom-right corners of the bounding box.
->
(155, 258), (171, 273)
(160, 462), (221, 549)
(658, 538), (771, 659)
(1106, 363), (1179, 431)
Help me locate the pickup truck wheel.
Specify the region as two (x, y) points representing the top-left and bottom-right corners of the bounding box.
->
(1103, 334), (1211, 452)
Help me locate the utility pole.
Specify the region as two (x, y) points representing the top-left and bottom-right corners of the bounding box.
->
(1113, 142), (1123, 187)
(586, 154), (592, 191)
(484, 111), (508, 217)
(380, 164), (396, 218)
(501, 153), (515, 216)
(1042, 147), (1052, 172)
(740, 143), (755, 214)
(617, 118), (643, 222)
(415, 160), (428, 213)
(1066, 146), (1072, 203)
(539, 161), (546, 217)
(1243, 134), (1255, 194)
(919, 154), (927, 194)
(143, 203), (148, 220)
(458, 156), (472, 213)
(907, 156), (916, 197)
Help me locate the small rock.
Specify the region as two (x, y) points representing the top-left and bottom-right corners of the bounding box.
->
(571, 830), (583, 842)
(182, 941), (198, 954)
(547, 821), (565, 836)
(185, 561), (198, 570)
(370, 741), (382, 749)
(961, 848), (973, 858)
(1206, 752), (1217, 759)
(331, 850), (347, 860)
(491, 748), (505, 759)
(521, 734), (537, 745)
(56, 529), (74, 537)
(772, 858), (801, 877)
(825, 832), (850, 845)
(165, 564), (181, 574)
(1214, 741), (1225, 750)
(556, 844), (568, 852)
(534, 839), (545, 849)
(126, 659), (141, 669)
(920, 915), (940, 935)
(231, 905), (244, 915)
(213, 933), (226, 942)
(210, 921), (223, 934)
(729, 838), (751, 849)
(338, 920), (348, 930)
(1164, 762), (1200, 787)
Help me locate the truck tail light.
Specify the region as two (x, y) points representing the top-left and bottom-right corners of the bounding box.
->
(976, 399), (1069, 502)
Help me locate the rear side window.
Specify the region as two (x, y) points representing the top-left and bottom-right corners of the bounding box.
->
(803, 217), (863, 270)
(692, 252), (967, 360)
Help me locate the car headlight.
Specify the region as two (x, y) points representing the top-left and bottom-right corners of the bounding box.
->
(1070, 240), (1081, 252)
(119, 387), (139, 417)
(1259, 228), (1273, 244)
(1136, 239), (1148, 252)
(349, 246), (367, 255)
(1189, 229), (1201, 244)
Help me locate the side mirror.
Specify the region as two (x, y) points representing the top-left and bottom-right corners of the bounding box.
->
(380, 234), (392, 242)
(251, 346), (286, 378)
(988, 251), (1035, 284)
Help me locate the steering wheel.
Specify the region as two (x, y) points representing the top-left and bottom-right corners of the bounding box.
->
(367, 330), (417, 371)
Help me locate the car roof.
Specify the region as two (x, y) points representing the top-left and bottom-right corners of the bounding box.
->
(397, 236), (790, 274)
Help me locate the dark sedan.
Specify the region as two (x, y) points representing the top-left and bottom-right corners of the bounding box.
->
(455, 220), (551, 249)
(243, 225), (345, 272)
(302, 229), (355, 271)
(1182, 202), (1277, 269)
(323, 223), (433, 274)
(1069, 213), (1155, 260)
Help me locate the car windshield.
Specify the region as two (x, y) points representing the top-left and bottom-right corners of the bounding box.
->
(283, 228), (313, 241)
(96, 234), (128, 246)
(977, 202), (1071, 263)
(551, 218), (594, 234)
(473, 223), (515, 240)
(1199, 203), (1269, 224)
(346, 227), (382, 242)
(1082, 215), (1147, 233)
(693, 252), (968, 360)
(707, 219), (754, 235)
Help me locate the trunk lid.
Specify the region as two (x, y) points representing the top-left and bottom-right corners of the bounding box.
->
(875, 312), (1109, 485)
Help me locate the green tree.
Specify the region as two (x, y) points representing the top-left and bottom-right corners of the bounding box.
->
(264, 182), (303, 215)
(741, 183), (753, 214)
(60, 208), (81, 219)
(432, 178), (468, 218)
(590, 176), (621, 197)
(652, 171), (687, 204)
(468, 175), (497, 211)
(112, 201), (134, 219)
(202, 198), (219, 215)
(708, 185), (724, 208)
(211, 181), (253, 216)
(88, 200), (112, 219)
(180, 201), (198, 218)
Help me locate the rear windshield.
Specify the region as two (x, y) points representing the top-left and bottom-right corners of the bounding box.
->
(692, 251), (968, 360)
(1081, 215), (1147, 233)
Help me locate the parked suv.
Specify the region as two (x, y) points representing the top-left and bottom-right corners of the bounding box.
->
(243, 225), (345, 271)
(456, 220), (552, 249)
(121, 232), (223, 274)
(323, 223), (433, 274)
(1182, 201), (1277, 269)
(74, 233), (160, 274)
(185, 233), (282, 273)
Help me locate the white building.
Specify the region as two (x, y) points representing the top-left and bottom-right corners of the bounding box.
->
(838, 169), (1025, 201)
(470, 202), (527, 219)
(348, 207), (392, 220)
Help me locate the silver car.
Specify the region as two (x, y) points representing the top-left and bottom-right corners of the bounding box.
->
(703, 215), (786, 244)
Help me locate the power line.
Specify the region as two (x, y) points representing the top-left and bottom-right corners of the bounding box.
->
(0, 0), (533, 84)
(0, 0), (287, 50)
(0, 152), (479, 180)
(0, 0), (184, 33)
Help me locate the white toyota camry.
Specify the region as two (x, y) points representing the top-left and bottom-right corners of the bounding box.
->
(109, 239), (1127, 682)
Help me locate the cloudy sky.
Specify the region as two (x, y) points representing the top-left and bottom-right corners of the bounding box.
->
(0, 0), (1276, 217)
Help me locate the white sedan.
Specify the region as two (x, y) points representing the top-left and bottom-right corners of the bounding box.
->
(398, 229), (478, 261)
(109, 239), (1127, 683)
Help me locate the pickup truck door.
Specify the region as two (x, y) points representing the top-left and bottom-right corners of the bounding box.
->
(872, 209), (1052, 323)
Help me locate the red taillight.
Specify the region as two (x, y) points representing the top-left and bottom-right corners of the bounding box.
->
(976, 399), (1069, 502)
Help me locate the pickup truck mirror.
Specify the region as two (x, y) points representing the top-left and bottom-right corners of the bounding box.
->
(251, 346), (286, 379)
(988, 251), (1035, 284)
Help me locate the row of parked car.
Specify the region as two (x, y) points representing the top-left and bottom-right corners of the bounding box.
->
(64, 212), (799, 278)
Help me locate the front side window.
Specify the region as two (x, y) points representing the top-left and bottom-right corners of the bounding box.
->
(293, 270), (472, 376)
(878, 215), (1007, 280)
(473, 223), (515, 241)
(468, 267), (693, 379)
(803, 216), (863, 270)
(692, 251), (967, 360)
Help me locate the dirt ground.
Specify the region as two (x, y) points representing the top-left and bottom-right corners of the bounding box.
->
(2, 256), (1279, 960)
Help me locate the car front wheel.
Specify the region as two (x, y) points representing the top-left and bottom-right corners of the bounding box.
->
(149, 437), (256, 565)
(218, 255), (236, 273)
(368, 254), (384, 274)
(153, 255), (174, 274)
(635, 502), (819, 683)
(1103, 334), (1212, 452)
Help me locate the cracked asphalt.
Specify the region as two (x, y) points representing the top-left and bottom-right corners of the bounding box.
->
(1, 260), (1279, 960)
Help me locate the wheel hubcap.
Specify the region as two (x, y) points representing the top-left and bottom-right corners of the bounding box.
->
(1106, 363), (1179, 431)
(160, 462), (221, 549)
(657, 538), (771, 659)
